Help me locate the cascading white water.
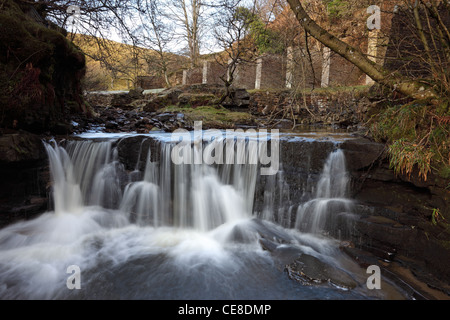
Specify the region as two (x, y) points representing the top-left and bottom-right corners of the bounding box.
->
(0, 134), (403, 300)
(44, 140), (125, 213)
(43, 136), (257, 231)
(295, 149), (354, 235)
(44, 141), (83, 215)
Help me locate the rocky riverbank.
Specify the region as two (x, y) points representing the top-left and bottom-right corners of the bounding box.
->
(75, 84), (372, 134)
(74, 84), (256, 134)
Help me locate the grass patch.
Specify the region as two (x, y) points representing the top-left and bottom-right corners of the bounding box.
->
(162, 105), (254, 128)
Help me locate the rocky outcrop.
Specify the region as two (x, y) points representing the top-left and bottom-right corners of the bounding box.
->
(340, 138), (450, 285)
(0, 0), (86, 134)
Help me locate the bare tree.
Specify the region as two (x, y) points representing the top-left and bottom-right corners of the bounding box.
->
(135, 0), (176, 87)
(212, 0), (259, 103)
(167, 0), (204, 67)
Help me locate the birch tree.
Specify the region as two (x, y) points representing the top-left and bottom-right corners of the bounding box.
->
(168, 0), (204, 67)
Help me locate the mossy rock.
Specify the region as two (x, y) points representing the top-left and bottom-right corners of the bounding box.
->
(177, 93), (219, 107)
(0, 0), (86, 134)
(162, 105), (254, 129)
(143, 95), (171, 112)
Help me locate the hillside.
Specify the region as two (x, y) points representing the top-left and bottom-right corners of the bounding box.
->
(70, 33), (189, 91)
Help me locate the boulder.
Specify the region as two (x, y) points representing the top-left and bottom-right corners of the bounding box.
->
(128, 88), (144, 100)
(221, 88), (250, 109)
(340, 138), (385, 171)
(142, 93), (176, 112)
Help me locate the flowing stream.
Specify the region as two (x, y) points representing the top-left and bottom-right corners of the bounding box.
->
(0, 132), (407, 299)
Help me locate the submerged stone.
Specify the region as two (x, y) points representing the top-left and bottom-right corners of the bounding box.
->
(286, 254), (358, 289)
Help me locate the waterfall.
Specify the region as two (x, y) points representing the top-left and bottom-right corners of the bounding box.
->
(0, 134), (406, 300)
(294, 149), (354, 236)
(44, 136), (259, 231)
(44, 137), (354, 235)
(44, 140), (124, 214)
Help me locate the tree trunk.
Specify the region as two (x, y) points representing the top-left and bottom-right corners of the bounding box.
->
(286, 0), (437, 99)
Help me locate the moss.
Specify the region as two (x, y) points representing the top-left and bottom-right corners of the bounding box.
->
(162, 105), (254, 128)
(438, 166), (450, 180)
(177, 93), (218, 108)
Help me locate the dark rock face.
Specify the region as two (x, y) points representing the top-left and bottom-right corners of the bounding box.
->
(253, 135), (450, 286)
(0, 133), (46, 163)
(339, 138), (450, 284)
(116, 135), (162, 171)
(221, 88), (250, 110)
(0, 133), (49, 227)
(340, 138), (385, 171)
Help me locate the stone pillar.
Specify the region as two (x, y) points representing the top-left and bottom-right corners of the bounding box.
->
(202, 61), (208, 84)
(321, 46), (331, 88)
(285, 46), (294, 89)
(182, 69), (187, 85)
(366, 30), (378, 85)
(254, 57), (262, 90)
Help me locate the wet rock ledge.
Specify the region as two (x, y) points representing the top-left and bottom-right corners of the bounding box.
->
(0, 133), (49, 228)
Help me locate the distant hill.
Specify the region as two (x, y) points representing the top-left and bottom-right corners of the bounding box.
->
(69, 33), (189, 91)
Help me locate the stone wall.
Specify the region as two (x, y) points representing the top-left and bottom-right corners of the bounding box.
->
(178, 46), (368, 90)
(203, 61), (228, 85)
(329, 53), (366, 86)
(136, 75), (166, 89)
(183, 67), (203, 85)
(257, 54), (286, 90)
(234, 61), (257, 89)
(131, 3), (446, 92)
(287, 48), (322, 89)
